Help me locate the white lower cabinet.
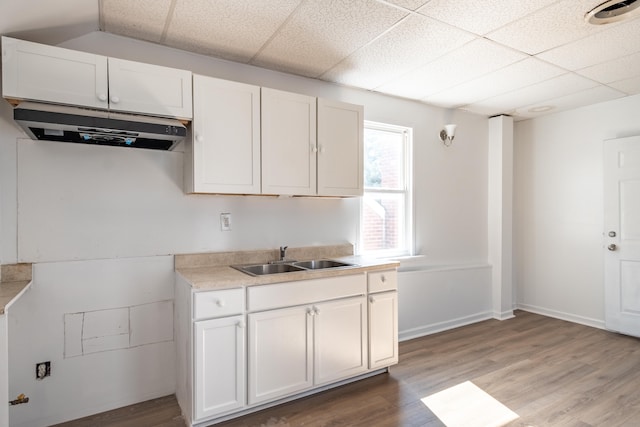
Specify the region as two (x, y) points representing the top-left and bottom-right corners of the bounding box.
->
(368, 291), (398, 369)
(177, 269), (397, 426)
(194, 315), (246, 420)
(248, 295), (368, 405)
(368, 270), (399, 369)
(248, 305), (313, 404)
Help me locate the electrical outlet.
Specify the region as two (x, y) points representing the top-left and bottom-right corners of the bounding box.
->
(220, 213), (232, 231)
(36, 361), (51, 380)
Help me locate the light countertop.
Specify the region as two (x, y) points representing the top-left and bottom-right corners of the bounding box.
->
(175, 246), (399, 291)
(0, 264), (32, 314)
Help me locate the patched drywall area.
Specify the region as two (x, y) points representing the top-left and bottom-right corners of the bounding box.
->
(64, 300), (173, 358)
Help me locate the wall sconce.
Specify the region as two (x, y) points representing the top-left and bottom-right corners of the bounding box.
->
(439, 124), (457, 147)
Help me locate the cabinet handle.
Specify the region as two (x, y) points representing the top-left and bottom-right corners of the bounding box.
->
(97, 93), (108, 102)
(318, 144), (325, 154)
(215, 299), (225, 308)
(313, 307), (320, 315)
(236, 321), (245, 329)
(195, 134), (204, 143)
(370, 296), (376, 303)
(110, 95), (120, 104)
(311, 144), (318, 154)
(307, 307), (314, 316)
(381, 275), (386, 283)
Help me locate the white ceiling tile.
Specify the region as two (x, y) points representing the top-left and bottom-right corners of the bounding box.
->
(609, 76), (640, 95)
(417, 0), (558, 35)
(514, 85), (626, 118)
(383, 0), (429, 11)
(253, 0), (407, 77)
(466, 73), (599, 116)
(165, 0), (302, 63)
(101, 0), (172, 43)
(577, 52), (640, 83)
(424, 57), (566, 108)
(321, 14), (475, 90)
(487, 0), (611, 54)
(375, 38), (526, 99)
(537, 17), (640, 70)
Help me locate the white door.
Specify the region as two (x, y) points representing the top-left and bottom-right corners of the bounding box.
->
(189, 75), (261, 194)
(248, 306), (313, 405)
(261, 88), (316, 195)
(107, 57), (192, 119)
(194, 315), (245, 420)
(604, 136), (640, 337)
(317, 98), (364, 197)
(368, 291), (398, 369)
(1, 36), (109, 109)
(313, 297), (367, 385)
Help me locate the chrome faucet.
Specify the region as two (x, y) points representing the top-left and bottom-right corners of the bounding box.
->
(279, 246), (288, 262)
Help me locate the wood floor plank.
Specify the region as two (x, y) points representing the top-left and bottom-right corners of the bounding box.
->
(54, 311), (640, 427)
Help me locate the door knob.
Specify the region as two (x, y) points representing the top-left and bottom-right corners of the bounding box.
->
(608, 244), (617, 251)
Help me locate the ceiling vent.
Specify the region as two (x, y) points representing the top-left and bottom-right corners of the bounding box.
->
(586, 0), (640, 24)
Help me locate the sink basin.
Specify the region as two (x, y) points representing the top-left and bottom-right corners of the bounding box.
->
(292, 260), (355, 270)
(232, 263), (306, 276)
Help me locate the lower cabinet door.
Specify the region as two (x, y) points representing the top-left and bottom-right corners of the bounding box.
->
(314, 296), (368, 385)
(369, 291), (398, 369)
(248, 306), (313, 404)
(194, 315), (246, 420)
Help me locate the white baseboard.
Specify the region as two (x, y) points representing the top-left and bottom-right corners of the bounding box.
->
(493, 310), (515, 321)
(398, 311), (494, 342)
(516, 304), (605, 330)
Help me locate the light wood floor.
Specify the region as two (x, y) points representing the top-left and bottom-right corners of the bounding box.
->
(54, 310), (640, 427)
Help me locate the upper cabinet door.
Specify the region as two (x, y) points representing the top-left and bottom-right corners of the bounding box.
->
(317, 98), (364, 197)
(1, 36), (109, 109)
(107, 58), (192, 119)
(261, 88), (316, 196)
(187, 75), (260, 194)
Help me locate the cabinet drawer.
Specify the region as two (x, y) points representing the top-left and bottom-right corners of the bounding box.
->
(368, 270), (397, 293)
(194, 288), (244, 320)
(247, 274), (366, 312)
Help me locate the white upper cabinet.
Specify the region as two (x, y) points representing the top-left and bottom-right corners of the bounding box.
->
(2, 36), (109, 109)
(1, 36), (192, 119)
(107, 57), (192, 119)
(317, 98), (364, 197)
(261, 88), (363, 197)
(186, 75), (260, 194)
(261, 88), (317, 196)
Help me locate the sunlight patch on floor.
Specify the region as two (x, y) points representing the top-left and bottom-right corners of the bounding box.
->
(421, 381), (519, 427)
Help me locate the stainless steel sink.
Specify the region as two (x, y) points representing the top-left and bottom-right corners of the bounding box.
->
(232, 263), (306, 276)
(232, 259), (357, 277)
(292, 260), (354, 270)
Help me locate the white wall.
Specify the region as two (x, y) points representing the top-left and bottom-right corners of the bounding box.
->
(0, 32), (491, 425)
(514, 93), (640, 328)
(8, 257), (175, 427)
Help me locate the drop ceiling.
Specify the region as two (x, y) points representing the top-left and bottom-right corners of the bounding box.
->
(5, 1), (640, 120)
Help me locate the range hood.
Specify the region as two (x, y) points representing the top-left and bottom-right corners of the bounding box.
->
(13, 102), (187, 150)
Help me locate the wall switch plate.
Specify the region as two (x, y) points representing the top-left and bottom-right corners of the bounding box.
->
(220, 213), (232, 231)
(36, 361), (51, 380)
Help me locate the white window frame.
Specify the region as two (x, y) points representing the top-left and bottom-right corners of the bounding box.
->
(358, 120), (413, 258)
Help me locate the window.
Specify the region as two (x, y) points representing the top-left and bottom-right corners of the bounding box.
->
(359, 121), (413, 257)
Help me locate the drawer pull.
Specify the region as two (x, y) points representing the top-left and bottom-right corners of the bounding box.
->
(381, 275), (386, 283)
(215, 299), (225, 308)
(236, 321), (245, 329)
(369, 296), (376, 303)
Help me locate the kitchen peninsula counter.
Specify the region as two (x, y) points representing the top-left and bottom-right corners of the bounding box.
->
(0, 264), (32, 314)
